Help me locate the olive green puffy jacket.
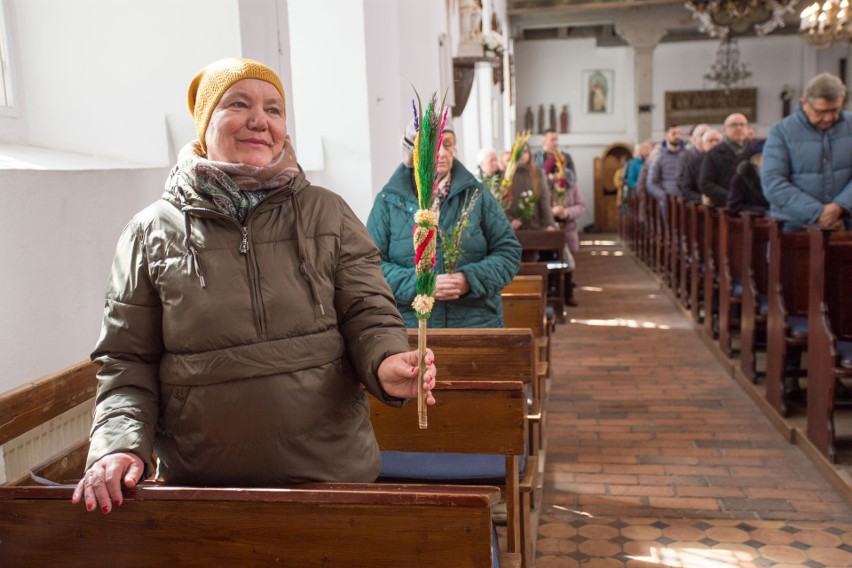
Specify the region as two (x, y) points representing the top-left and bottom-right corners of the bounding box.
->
(87, 172), (409, 486)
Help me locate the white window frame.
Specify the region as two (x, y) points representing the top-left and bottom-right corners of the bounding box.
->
(0, 0), (17, 115)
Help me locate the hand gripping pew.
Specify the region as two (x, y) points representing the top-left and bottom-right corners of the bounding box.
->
(368, 380), (535, 568)
(0, 483), (516, 568)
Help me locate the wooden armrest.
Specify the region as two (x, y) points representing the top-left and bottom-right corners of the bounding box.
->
(501, 552), (522, 568)
(519, 456), (538, 493)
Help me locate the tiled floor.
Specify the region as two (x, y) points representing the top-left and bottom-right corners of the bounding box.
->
(536, 237), (852, 567)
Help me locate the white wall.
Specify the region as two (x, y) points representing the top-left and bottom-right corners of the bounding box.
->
(0, 167), (167, 393)
(287, 0), (374, 220)
(514, 37), (635, 231)
(5, 0), (242, 166)
(363, 0), (449, 200)
(651, 35), (846, 139)
(0, 0), (247, 392)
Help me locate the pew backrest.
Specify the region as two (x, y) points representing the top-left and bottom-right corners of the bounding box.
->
(0, 361), (97, 447)
(0, 483), (502, 568)
(406, 328), (535, 385)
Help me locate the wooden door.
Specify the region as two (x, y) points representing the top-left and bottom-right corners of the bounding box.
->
(593, 143), (633, 233)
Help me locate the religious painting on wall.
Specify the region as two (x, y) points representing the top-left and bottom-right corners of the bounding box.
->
(664, 88), (757, 126)
(583, 69), (613, 114)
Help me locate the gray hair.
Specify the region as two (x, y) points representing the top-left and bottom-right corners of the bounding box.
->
(702, 128), (722, 144)
(401, 117), (455, 168)
(477, 147), (496, 164)
(804, 73), (846, 102)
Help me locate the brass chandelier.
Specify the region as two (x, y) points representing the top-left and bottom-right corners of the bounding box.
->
(703, 37), (753, 91)
(685, 0), (800, 38)
(799, 0), (851, 48)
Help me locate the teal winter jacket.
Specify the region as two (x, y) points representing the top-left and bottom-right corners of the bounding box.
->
(367, 160), (521, 328)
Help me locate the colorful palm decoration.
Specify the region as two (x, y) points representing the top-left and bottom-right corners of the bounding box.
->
(410, 88), (449, 429)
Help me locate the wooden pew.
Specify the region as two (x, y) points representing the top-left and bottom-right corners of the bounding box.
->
(0, 360), (97, 447)
(739, 213), (770, 382)
(369, 380), (533, 568)
(502, 291), (549, 387)
(689, 203), (707, 323)
(718, 212), (745, 358)
(0, 483), (515, 568)
(678, 197), (693, 309)
(509, 268), (555, 332)
(406, 327), (542, 481)
(667, 194), (680, 293)
(765, 219), (811, 418)
(806, 227), (852, 462)
(514, 229), (567, 321)
(703, 206), (721, 338)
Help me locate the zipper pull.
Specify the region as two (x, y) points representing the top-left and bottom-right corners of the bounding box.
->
(240, 227), (249, 254)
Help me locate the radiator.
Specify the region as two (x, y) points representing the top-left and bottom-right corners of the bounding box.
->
(1, 400), (94, 484)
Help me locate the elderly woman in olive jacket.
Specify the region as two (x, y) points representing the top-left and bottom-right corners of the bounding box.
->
(73, 58), (435, 515)
(367, 123), (521, 328)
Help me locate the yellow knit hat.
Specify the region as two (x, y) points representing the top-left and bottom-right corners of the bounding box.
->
(187, 57), (286, 154)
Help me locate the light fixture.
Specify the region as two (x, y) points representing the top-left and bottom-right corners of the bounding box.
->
(685, 1), (800, 38)
(703, 37), (753, 91)
(799, 0), (851, 48)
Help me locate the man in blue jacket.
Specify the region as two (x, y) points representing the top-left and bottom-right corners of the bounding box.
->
(762, 73), (852, 231)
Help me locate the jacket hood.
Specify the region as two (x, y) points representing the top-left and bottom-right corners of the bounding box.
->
(382, 160), (483, 203)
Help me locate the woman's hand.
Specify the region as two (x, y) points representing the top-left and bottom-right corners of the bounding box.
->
(434, 273), (470, 301)
(510, 218), (523, 230)
(378, 349), (437, 404)
(552, 205), (567, 220)
(71, 452), (144, 513)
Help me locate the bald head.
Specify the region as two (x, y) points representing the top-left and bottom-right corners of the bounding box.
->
(723, 113), (749, 145)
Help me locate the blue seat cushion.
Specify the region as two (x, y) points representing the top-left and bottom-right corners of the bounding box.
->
(758, 294), (768, 317)
(379, 452), (527, 485)
(492, 523), (501, 568)
(788, 316), (808, 340)
(732, 277), (742, 298)
(838, 340), (852, 369)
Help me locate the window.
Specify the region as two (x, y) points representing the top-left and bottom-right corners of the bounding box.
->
(0, 0), (12, 107)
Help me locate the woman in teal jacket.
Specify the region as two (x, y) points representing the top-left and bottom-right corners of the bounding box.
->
(367, 121), (521, 328)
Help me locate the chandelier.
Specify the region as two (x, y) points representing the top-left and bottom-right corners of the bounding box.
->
(703, 37), (753, 91)
(799, 0), (851, 48)
(685, 1), (800, 37)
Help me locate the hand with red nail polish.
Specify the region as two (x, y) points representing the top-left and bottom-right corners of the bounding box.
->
(377, 349), (437, 405)
(71, 451), (144, 513)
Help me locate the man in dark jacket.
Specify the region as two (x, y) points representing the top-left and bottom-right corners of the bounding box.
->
(676, 125), (718, 203)
(699, 113), (752, 207)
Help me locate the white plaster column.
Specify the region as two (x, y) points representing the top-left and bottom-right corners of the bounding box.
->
(461, 60), (497, 170)
(615, 19), (668, 142)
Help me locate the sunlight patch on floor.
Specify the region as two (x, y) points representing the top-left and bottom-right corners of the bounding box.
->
(589, 250), (624, 256)
(569, 318), (671, 330)
(580, 240), (619, 246)
(628, 547), (757, 568)
(580, 286), (604, 292)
